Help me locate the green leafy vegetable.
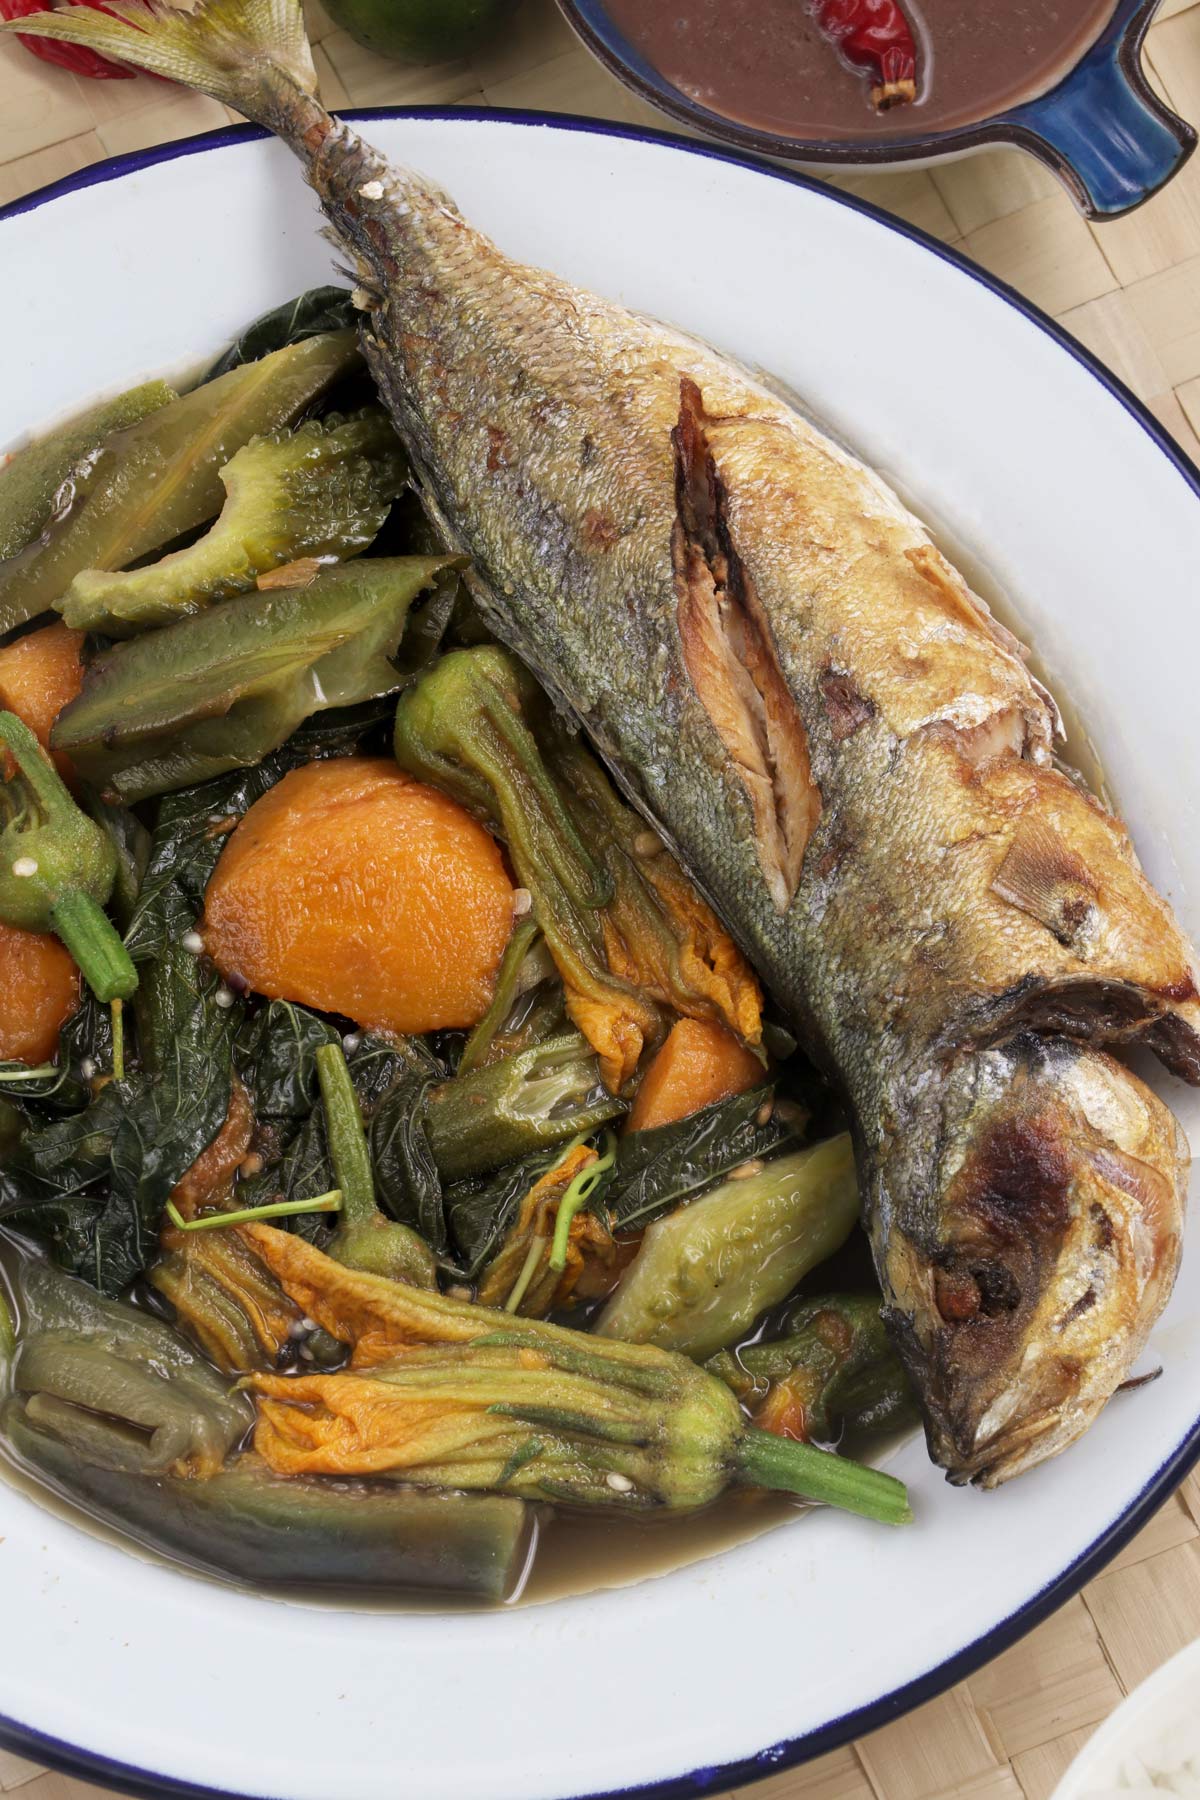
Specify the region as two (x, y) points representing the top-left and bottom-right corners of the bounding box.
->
(0, 936), (240, 1292)
(54, 556), (457, 802)
(368, 1070), (447, 1255)
(605, 1085), (801, 1233)
(236, 1023), (441, 1247)
(204, 286), (357, 380)
(444, 1151), (552, 1281)
(236, 999), (340, 1125)
(0, 992), (111, 1114)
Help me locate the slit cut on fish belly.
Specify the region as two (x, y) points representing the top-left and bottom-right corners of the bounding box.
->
(671, 377), (820, 913)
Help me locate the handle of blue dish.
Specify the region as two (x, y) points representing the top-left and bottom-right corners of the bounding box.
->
(1010, 30), (1196, 219)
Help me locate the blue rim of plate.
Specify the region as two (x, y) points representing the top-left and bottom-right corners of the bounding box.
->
(2, 102), (1200, 1800)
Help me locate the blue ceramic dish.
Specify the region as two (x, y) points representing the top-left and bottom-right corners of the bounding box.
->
(555, 0), (1196, 217)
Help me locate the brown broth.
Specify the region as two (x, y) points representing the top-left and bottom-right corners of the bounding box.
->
(604, 0), (1117, 140)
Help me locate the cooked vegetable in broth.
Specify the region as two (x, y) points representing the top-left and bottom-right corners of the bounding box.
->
(0, 288), (917, 1604)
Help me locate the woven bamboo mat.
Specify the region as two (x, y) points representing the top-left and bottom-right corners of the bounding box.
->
(3, 2), (1200, 1795)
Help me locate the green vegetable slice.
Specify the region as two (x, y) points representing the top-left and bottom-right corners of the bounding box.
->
(0, 940), (239, 1294)
(596, 1133), (860, 1360)
(52, 555), (458, 802)
(0, 331), (361, 636)
(60, 409), (408, 632)
(0, 379), (176, 563)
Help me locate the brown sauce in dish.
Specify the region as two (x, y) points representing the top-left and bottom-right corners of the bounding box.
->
(603, 0), (1118, 140)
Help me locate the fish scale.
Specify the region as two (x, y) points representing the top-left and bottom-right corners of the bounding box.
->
(6, 0), (1197, 1485)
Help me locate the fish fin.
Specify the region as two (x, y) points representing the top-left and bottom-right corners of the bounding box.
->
(1, 0), (318, 122)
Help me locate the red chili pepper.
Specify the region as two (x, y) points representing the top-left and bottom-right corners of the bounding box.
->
(0, 0), (136, 79)
(811, 0), (918, 111)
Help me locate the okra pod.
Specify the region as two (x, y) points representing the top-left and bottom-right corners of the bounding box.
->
(425, 1032), (626, 1182)
(4, 1416), (532, 1602)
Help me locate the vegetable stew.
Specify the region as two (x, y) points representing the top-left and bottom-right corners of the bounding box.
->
(0, 291), (916, 1604)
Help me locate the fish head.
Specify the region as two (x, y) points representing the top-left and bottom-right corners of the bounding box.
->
(876, 1037), (1187, 1486)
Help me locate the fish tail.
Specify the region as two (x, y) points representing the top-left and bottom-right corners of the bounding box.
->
(1, 0), (320, 132)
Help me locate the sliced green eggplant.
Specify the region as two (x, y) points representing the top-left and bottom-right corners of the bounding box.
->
(52, 556), (457, 802)
(60, 409), (407, 632)
(3, 1417), (532, 1601)
(0, 331), (360, 636)
(596, 1133), (859, 1360)
(0, 380), (176, 564)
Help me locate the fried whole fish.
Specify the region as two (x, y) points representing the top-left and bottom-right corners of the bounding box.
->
(11, 0), (1197, 1485)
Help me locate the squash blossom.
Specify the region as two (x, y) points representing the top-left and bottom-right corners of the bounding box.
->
(237, 1224), (912, 1525)
(393, 647), (762, 1090)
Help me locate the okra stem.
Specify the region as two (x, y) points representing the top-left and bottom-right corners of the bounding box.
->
(0, 712), (65, 816)
(458, 916), (540, 1075)
(111, 998), (125, 1082)
(735, 1426), (912, 1525)
(49, 888), (138, 1005)
(316, 1043), (375, 1226)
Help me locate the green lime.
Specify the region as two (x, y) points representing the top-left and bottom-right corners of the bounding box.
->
(321, 0), (519, 62)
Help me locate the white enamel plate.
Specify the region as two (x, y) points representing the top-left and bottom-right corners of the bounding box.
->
(2, 111), (1199, 1800)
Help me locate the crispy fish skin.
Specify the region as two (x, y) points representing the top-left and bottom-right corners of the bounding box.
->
(4, 0), (1194, 1485)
